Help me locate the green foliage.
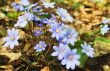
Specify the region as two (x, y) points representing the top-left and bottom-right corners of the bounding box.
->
(95, 37), (110, 43)
(7, 12), (18, 19)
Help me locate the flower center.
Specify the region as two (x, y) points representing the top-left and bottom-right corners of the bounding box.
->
(68, 55), (74, 61)
(56, 29), (59, 33)
(10, 36), (15, 41)
(68, 34), (71, 38)
(40, 45), (42, 48)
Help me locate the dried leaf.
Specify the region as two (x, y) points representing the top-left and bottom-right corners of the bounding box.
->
(41, 66), (50, 71)
(94, 37), (110, 57)
(0, 65), (13, 71)
(0, 53), (21, 62)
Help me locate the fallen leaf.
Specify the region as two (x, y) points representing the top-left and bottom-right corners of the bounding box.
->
(0, 53), (21, 62)
(40, 66), (50, 71)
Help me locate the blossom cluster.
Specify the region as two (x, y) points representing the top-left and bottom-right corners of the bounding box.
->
(2, 0), (95, 70)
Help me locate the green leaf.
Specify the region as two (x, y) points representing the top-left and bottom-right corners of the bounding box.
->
(95, 37), (110, 43)
(79, 54), (88, 68)
(94, 37), (110, 57)
(7, 12), (18, 19)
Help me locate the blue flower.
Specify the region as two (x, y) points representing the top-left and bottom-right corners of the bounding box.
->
(34, 30), (42, 36)
(102, 18), (110, 24)
(63, 27), (78, 45)
(41, 0), (55, 8)
(14, 12), (34, 27)
(32, 6), (44, 15)
(100, 25), (109, 35)
(34, 41), (47, 52)
(20, 0), (30, 6)
(61, 49), (80, 70)
(51, 44), (71, 60)
(25, 3), (37, 11)
(12, 3), (24, 11)
(3, 28), (19, 49)
(49, 23), (64, 40)
(57, 7), (74, 22)
(81, 42), (94, 58)
(43, 14), (57, 25)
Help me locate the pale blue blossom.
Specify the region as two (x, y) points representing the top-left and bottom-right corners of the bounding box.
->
(20, 0), (30, 6)
(43, 14), (57, 25)
(102, 18), (110, 24)
(81, 42), (94, 58)
(34, 41), (47, 52)
(3, 28), (19, 49)
(61, 49), (80, 70)
(100, 25), (109, 35)
(63, 27), (78, 45)
(12, 3), (24, 11)
(14, 12), (34, 27)
(57, 7), (74, 22)
(51, 44), (71, 60)
(49, 23), (64, 40)
(41, 0), (55, 8)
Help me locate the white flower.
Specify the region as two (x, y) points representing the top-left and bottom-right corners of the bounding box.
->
(41, 0), (55, 8)
(100, 25), (109, 35)
(81, 42), (94, 58)
(20, 0), (30, 6)
(61, 49), (80, 70)
(102, 18), (110, 24)
(3, 28), (19, 49)
(51, 44), (71, 60)
(56, 7), (74, 22)
(14, 12), (34, 28)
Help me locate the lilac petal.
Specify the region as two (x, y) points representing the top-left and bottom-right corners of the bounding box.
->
(70, 63), (75, 70)
(66, 62), (71, 69)
(10, 43), (14, 49)
(58, 55), (63, 60)
(51, 52), (58, 56)
(61, 59), (67, 65)
(4, 42), (10, 47)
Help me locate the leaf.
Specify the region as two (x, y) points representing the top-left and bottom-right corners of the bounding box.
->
(6, 12), (18, 19)
(0, 53), (21, 62)
(23, 44), (31, 52)
(79, 54), (88, 68)
(0, 65), (13, 71)
(18, 29), (26, 39)
(0, 38), (5, 46)
(0, 26), (7, 36)
(94, 37), (110, 57)
(41, 66), (50, 71)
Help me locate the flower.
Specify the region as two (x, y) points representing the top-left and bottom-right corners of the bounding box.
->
(102, 18), (110, 24)
(61, 49), (80, 70)
(3, 28), (19, 49)
(34, 30), (42, 36)
(14, 12), (34, 27)
(100, 25), (109, 35)
(81, 42), (94, 58)
(43, 14), (57, 25)
(20, 0), (30, 6)
(32, 6), (44, 15)
(56, 7), (74, 22)
(49, 23), (64, 40)
(41, 0), (55, 8)
(12, 3), (24, 11)
(63, 27), (78, 45)
(34, 41), (47, 52)
(51, 44), (71, 60)
(25, 3), (37, 11)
